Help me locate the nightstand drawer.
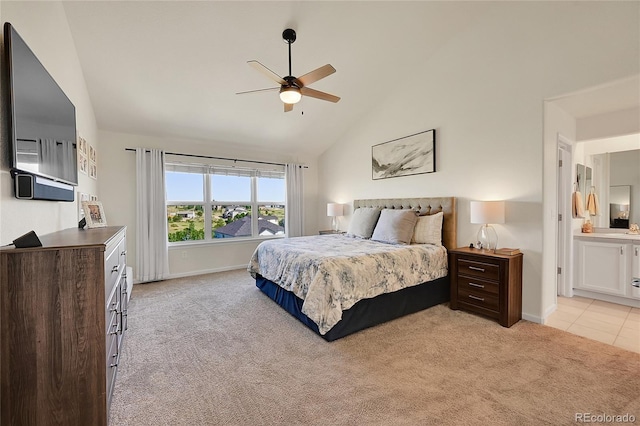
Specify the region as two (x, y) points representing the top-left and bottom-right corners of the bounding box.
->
(458, 288), (499, 311)
(458, 258), (499, 281)
(457, 275), (499, 296)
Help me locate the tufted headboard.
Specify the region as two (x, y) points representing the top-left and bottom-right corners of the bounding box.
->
(353, 197), (457, 251)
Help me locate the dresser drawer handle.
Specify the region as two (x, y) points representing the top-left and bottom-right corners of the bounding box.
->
(110, 363), (118, 368)
(121, 250), (127, 256)
(112, 265), (119, 273)
(468, 294), (485, 302)
(468, 282), (484, 289)
(468, 266), (485, 272)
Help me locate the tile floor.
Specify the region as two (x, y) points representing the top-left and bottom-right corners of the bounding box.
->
(545, 296), (640, 353)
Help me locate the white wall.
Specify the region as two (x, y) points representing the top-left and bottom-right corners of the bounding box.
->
(98, 130), (318, 279)
(318, 2), (639, 322)
(577, 107), (640, 142)
(0, 1), (98, 244)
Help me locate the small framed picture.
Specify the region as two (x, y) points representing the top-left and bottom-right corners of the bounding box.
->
(82, 201), (107, 228)
(78, 192), (90, 221)
(78, 135), (88, 156)
(78, 154), (88, 175)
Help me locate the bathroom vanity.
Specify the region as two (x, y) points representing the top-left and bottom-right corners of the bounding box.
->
(574, 232), (640, 307)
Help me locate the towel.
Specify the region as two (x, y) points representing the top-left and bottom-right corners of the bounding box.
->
(586, 192), (599, 216)
(572, 191), (584, 218)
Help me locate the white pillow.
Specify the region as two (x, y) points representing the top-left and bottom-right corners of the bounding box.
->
(371, 209), (418, 245)
(411, 212), (443, 246)
(346, 207), (381, 239)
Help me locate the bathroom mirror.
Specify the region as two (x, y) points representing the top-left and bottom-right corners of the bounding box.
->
(576, 164), (591, 196)
(589, 149), (639, 229)
(610, 185), (631, 228)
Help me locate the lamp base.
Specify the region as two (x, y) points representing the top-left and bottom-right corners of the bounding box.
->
(477, 224), (498, 250)
(332, 217), (339, 232)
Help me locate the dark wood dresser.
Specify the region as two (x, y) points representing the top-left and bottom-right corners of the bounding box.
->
(0, 226), (128, 425)
(449, 247), (523, 327)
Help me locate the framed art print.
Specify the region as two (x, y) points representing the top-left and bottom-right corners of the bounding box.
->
(372, 129), (436, 180)
(82, 201), (107, 228)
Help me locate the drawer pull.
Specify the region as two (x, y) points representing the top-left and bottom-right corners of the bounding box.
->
(468, 282), (485, 289)
(468, 294), (485, 302)
(468, 266), (485, 272)
(110, 363), (118, 368)
(111, 265), (119, 273)
(121, 250), (127, 256)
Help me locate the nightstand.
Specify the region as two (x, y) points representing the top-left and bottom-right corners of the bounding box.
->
(318, 230), (345, 235)
(449, 247), (523, 327)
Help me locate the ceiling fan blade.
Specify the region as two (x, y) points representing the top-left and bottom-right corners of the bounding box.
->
(297, 64), (336, 87)
(300, 87), (340, 103)
(248, 60), (286, 85)
(284, 103), (294, 112)
(236, 87), (279, 95)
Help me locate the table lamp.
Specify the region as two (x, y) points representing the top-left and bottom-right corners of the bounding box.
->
(327, 203), (344, 232)
(470, 200), (505, 250)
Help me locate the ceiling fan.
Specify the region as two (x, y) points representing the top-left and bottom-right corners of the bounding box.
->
(237, 28), (340, 112)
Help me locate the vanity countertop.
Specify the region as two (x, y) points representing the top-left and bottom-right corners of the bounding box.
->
(574, 232), (640, 242)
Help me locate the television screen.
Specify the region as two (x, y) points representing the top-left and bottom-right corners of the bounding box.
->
(5, 23), (78, 186)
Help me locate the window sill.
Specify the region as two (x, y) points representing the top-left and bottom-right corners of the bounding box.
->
(168, 234), (285, 248)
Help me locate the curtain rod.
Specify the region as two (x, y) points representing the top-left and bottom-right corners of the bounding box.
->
(125, 148), (308, 168)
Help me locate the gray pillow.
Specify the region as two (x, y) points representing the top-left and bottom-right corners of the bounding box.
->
(346, 207), (381, 239)
(371, 209), (418, 245)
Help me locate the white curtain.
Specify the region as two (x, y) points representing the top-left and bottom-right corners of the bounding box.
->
(136, 148), (170, 282)
(285, 163), (304, 237)
(39, 138), (57, 176)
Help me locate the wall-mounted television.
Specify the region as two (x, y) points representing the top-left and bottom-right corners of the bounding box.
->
(5, 22), (77, 201)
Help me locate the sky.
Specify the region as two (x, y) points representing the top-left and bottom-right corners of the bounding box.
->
(166, 172), (285, 203)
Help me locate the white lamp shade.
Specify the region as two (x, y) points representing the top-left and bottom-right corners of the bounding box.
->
(279, 87), (302, 104)
(470, 201), (505, 224)
(327, 203), (344, 217)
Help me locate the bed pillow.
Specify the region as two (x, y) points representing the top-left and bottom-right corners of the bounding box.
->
(411, 212), (443, 246)
(370, 209), (418, 245)
(346, 207), (381, 239)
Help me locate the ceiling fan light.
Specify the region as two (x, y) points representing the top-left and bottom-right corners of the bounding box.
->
(279, 86), (302, 104)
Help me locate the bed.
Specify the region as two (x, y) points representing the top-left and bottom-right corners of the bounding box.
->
(248, 197), (457, 341)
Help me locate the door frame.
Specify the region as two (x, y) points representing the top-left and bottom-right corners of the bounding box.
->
(557, 134), (573, 298)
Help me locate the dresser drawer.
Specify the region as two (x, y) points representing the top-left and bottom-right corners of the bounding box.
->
(458, 287), (499, 311)
(105, 284), (120, 333)
(105, 244), (121, 294)
(117, 237), (126, 274)
(458, 258), (500, 281)
(457, 275), (499, 296)
(105, 330), (119, 407)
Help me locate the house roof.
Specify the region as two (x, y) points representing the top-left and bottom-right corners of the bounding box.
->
(214, 216), (283, 238)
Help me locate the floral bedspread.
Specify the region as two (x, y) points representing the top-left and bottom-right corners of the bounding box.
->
(247, 234), (448, 335)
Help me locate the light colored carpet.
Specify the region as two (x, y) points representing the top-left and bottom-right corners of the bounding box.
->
(109, 270), (639, 425)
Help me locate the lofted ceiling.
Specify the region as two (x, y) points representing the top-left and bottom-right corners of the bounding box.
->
(61, 1), (494, 157)
(550, 75), (640, 119)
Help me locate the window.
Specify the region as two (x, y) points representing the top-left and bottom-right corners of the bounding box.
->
(166, 163), (285, 243)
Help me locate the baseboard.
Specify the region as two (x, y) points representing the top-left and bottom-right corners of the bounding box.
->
(522, 312), (543, 324)
(150, 264), (248, 282)
(540, 303), (558, 324)
(573, 289), (640, 308)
